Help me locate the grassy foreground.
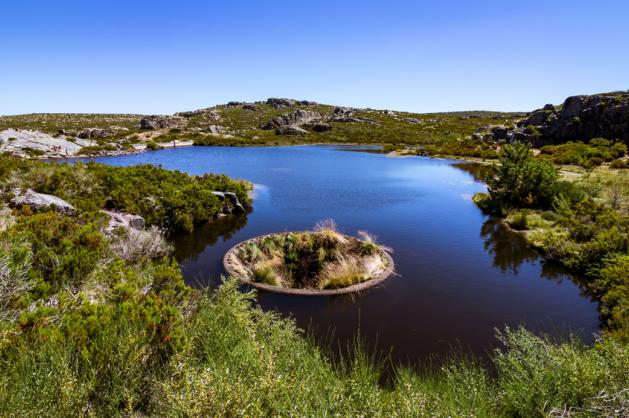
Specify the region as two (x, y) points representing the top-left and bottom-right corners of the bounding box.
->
(0, 155), (627, 416)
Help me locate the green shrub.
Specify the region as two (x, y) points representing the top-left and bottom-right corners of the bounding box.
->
(494, 328), (629, 417)
(487, 142), (560, 211)
(146, 140), (161, 150)
(1, 158), (251, 233)
(510, 212), (528, 230)
(610, 159), (628, 169)
(540, 139), (627, 168)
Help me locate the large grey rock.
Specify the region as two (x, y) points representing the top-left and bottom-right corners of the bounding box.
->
(208, 125), (227, 135)
(275, 125), (309, 135)
(266, 98), (296, 109)
(308, 123), (332, 132)
(0, 129), (91, 157)
(10, 189), (75, 214)
(261, 109), (323, 130)
(77, 128), (112, 139)
(491, 125), (508, 140)
(140, 115), (188, 130)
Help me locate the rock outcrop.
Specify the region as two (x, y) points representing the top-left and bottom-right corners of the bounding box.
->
(261, 109), (324, 130)
(275, 125), (309, 136)
(77, 128), (112, 139)
(329, 107), (377, 124)
(0, 129), (93, 157)
(208, 125), (227, 135)
(266, 98), (297, 109)
(307, 123), (332, 132)
(140, 115), (188, 130)
(476, 91), (629, 146)
(175, 109), (222, 121)
(10, 189), (75, 214)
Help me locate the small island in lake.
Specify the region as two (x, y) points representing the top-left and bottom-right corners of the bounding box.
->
(224, 221), (394, 295)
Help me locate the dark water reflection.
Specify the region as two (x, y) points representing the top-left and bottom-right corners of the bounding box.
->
(87, 145), (600, 366)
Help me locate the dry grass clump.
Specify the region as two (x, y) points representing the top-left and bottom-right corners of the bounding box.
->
(231, 220), (392, 290)
(110, 226), (173, 262)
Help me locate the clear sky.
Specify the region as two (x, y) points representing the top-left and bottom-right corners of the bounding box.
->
(1, 0), (628, 115)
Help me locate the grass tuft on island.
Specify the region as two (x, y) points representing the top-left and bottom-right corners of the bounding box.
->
(224, 221), (394, 293)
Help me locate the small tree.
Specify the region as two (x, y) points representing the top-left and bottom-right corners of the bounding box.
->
(487, 142), (559, 210)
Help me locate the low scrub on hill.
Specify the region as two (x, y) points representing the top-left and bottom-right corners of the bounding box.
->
(540, 138), (627, 168)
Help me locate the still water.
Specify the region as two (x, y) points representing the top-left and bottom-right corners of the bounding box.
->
(89, 145), (600, 364)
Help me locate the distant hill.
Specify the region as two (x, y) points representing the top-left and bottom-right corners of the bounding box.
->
(0, 100), (520, 157)
(1, 92), (627, 158)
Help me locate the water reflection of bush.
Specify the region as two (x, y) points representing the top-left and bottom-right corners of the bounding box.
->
(171, 211), (250, 262)
(480, 219), (539, 274)
(451, 162), (494, 183)
(480, 219), (594, 293)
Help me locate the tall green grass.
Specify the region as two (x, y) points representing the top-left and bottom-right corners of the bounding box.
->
(2, 279), (626, 417)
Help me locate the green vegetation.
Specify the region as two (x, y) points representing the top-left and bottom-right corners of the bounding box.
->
(475, 143), (629, 338)
(0, 156), (251, 232)
(0, 155), (627, 416)
(540, 138), (628, 168)
(419, 138), (500, 159)
(0, 113), (142, 134)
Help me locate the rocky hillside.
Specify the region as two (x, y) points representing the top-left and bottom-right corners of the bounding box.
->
(0, 100), (520, 157)
(476, 91), (629, 146)
(1, 92), (627, 158)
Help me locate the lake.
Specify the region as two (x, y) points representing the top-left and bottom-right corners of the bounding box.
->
(87, 145), (600, 365)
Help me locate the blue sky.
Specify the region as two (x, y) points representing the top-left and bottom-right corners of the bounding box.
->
(1, 0), (627, 115)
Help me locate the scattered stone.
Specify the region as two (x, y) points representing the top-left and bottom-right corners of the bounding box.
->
(140, 115), (188, 130)
(10, 189), (75, 214)
(330, 107), (377, 124)
(242, 103), (258, 111)
(175, 109), (222, 121)
(404, 118), (422, 124)
(227, 101), (243, 107)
